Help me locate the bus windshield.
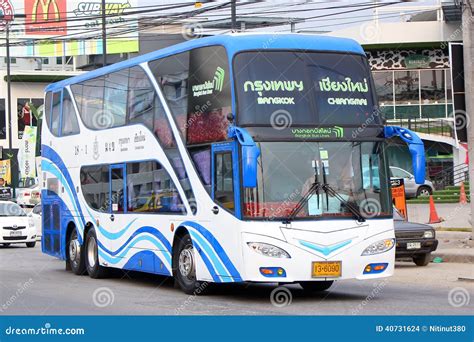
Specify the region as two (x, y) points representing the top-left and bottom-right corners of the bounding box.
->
(234, 51), (377, 126)
(242, 141), (392, 220)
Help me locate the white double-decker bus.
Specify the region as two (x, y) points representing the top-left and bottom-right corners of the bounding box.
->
(41, 34), (426, 294)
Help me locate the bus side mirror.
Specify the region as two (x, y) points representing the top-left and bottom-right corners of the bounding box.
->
(228, 126), (260, 188)
(384, 126), (425, 184)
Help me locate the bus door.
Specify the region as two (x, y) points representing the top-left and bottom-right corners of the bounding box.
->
(211, 141), (241, 218)
(109, 164), (126, 216)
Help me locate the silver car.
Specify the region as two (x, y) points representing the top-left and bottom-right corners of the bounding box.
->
(390, 166), (434, 198)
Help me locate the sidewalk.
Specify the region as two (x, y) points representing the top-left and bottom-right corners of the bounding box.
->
(431, 231), (474, 264)
(405, 204), (473, 263)
(407, 203), (472, 229)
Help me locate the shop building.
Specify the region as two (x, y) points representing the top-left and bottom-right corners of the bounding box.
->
(324, 2), (468, 185)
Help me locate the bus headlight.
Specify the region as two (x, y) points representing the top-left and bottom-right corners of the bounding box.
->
(247, 242), (291, 258)
(423, 230), (434, 239)
(361, 239), (395, 256)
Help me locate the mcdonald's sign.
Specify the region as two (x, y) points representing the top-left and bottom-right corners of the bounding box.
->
(25, 0), (67, 35)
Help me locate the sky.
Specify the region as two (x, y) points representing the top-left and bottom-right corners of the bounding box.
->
(135, 0), (441, 34)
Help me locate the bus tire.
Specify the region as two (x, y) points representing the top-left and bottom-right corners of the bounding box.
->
(68, 229), (86, 275)
(85, 227), (108, 279)
(300, 281), (334, 292)
(174, 233), (209, 295)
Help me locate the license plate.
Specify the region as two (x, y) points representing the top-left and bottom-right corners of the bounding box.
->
(407, 242), (421, 250)
(10, 231), (22, 237)
(312, 261), (341, 278)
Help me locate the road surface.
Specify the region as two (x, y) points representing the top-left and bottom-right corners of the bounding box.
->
(0, 244), (472, 315)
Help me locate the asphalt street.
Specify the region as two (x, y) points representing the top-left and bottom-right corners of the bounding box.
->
(0, 244), (472, 315)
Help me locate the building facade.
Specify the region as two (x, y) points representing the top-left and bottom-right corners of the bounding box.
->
(325, 3), (468, 184)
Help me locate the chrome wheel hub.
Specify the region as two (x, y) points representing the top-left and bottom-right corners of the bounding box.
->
(178, 247), (195, 279)
(87, 237), (97, 268)
(69, 239), (80, 266)
(420, 189), (430, 196)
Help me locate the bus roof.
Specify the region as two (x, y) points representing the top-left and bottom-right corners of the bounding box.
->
(45, 33), (365, 92)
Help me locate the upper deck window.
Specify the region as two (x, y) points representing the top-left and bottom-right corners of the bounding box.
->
(234, 51), (378, 127)
(44, 92), (52, 134)
(61, 89), (80, 136)
(51, 92), (61, 136)
(149, 45), (232, 145)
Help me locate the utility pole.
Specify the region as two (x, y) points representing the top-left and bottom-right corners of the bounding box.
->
(5, 22), (12, 163)
(462, 0), (474, 239)
(231, 0), (236, 32)
(2, 12), (26, 195)
(101, 0), (107, 66)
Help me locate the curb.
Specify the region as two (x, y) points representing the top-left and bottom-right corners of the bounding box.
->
(431, 252), (474, 264)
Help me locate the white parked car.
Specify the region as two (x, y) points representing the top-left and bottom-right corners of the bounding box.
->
(30, 204), (42, 238)
(16, 184), (40, 207)
(0, 201), (37, 247)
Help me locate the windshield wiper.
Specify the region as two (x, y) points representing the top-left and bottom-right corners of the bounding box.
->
(321, 183), (366, 223)
(283, 180), (321, 224)
(320, 162), (366, 223)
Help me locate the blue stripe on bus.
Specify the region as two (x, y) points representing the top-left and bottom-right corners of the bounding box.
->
(94, 215), (138, 240)
(42, 160), (83, 225)
(189, 239), (221, 283)
(99, 250), (171, 276)
(123, 250), (171, 276)
(97, 226), (172, 255)
(42, 145), (86, 227)
(182, 221), (242, 281)
(98, 235), (172, 266)
(189, 230), (230, 279)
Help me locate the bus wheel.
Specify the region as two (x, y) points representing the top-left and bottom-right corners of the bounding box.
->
(85, 228), (108, 279)
(174, 233), (208, 295)
(68, 229), (86, 275)
(300, 281), (334, 292)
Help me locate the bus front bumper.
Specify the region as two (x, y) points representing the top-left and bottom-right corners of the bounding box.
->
(240, 232), (395, 282)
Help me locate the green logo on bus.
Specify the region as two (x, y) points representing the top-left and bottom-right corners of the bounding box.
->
(332, 126), (344, 138)
(214, 67), (225, 92)
(291, 126), (345, 139)
(192, 67), (225, 97)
